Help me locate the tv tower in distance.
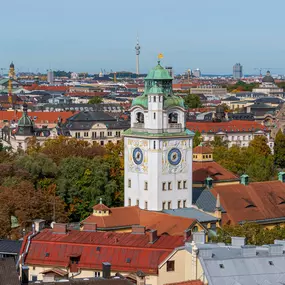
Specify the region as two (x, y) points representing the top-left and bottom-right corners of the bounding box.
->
(135, 36), (140, 75)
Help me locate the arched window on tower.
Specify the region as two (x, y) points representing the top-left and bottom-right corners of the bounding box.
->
(168, 112), (178, 123)
(136, 112), (144, 123)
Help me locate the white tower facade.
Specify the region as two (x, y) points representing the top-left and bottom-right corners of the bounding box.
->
(124, 60), (194, 211)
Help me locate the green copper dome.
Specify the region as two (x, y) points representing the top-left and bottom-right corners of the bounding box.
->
(18, 103), (33, 127)
(148, 85), (164, 94)
(164, 95), (185, 109)
(131, 95), (148, 109)
(145, 61), (173, 80)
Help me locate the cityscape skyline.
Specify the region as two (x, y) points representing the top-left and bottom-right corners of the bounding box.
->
(1, 0), (285, 74)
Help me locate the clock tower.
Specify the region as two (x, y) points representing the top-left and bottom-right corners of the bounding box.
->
(123, 59), (194, 211)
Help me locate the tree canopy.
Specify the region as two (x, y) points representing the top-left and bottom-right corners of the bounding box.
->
(88, 96), (103, 104)
(184, 93), (202, 109)
(274, 130), (285, 169)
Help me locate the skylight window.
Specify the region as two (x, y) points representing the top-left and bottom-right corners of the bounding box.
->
(219, 264), (224, 269)
(269, 261), (274, 266)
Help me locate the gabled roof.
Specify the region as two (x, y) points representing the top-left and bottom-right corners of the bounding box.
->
(211, 181), (285, 225)
(193, 145), (212, 154)
(193, 188), (221, 213)
(23, 229), (184, 274)
(82, 206), (197, 236)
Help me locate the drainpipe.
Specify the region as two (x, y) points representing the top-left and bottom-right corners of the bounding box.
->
(16, 224), (38, 270)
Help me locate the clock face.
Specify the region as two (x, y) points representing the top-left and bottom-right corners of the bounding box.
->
(168, 148), (182, 165)
(133, 147), (143, 165)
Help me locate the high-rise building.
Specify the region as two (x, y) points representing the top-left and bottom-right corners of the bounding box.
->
(124, 59), (194, 211)
(193, 68), (201, 78)
(47, 70), (54, 84)
(233, 63), (243, 79)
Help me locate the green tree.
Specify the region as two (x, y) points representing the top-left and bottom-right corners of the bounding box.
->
(249, 135), (271, 156)
(193, 132), (202, 148)
(88, 96), (103, 104)
(274, 130), (285, 168)
(209, 136), (228, 148)
(184, 93), (202, 109)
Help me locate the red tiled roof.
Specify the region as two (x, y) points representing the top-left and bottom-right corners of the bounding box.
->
(23, 229), (184, 274)
(166, 281), (203, 285)
(23, 85), (70, 92)
(211, 181), (285, 225)
(67, 92), (109, 97)
(193, 161), (239, 183)
(0, 111), (74, 124)
(93, 203), (110, 211)
(193, 145), (212, 154)
(186, 120), (268, 133)
(82, 206), (197, 236)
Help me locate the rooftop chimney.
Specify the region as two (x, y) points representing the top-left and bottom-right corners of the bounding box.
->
(148, 229), (158, 244)
(52, 223), (67, 234)
(132, 225), (146, 235)
(102, 262), (111, 279)
(241, 245), (256, 257)
(34, 219), (45, 233)
(278, 172), (285, 183)
(205, 177), (213, 189)
(274, 239), (285, 250)
(240, 174), (249, 186)
(82, 223), (97, 232)
(265, 244), (283, 256)
(231, 237), (246, 247)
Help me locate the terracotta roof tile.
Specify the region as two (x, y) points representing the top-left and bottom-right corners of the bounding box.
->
(186, 120), (268, 133)
(82, 206), (197, 236)
(211, 181), (285, 225)
(193, 161), (239, 183)
(193, 145), (212, 154)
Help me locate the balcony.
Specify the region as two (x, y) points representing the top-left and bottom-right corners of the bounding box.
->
(168, 123), (182, 133)
(133, 123), (145, 129)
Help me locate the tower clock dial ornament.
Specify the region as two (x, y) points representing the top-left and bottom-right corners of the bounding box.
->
(168, 148), (182, 165)
(133, 147), (143, 165)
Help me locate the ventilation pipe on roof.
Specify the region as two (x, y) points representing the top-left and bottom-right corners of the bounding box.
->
(241, 245), (256, 257)
(278, 172), (285, 183)
(52, 223), (67, 234)
(82, 223), (97, 232)
(102, 262), (111, 279)
(205, 177), (213, 189)
(148, 229), (158, 244)
(265, 244), (283, 256)
(240, 174), (249, 186)
(132, 225), (146, 235)
(231, 237), (246, 247)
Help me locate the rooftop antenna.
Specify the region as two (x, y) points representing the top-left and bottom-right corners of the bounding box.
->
(135, 34), (141, 75)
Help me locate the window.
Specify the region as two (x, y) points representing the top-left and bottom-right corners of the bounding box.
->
(219, 264), (224, 269)
(153, 96), (156, 102)
(128, 198), (131, 206)
(100, 141), (104, 146)
(84, 132), (89, 137)
(32, 276), (38, 282)
(94, 272), (101, 277)
(116, 131), (121, 137)
(203, 155), (205, 159)
(178, 200), (181, 208)
(154, 141), (156, 149)
(107, 131), (112, 136)
(162, 202), (166, 210)
(166, 260), (175, 272)
(168, 182), (172, 190)
(144, 181), (148, 190)
(92, 132), (96, 139)
(162, 182), (166, 191)
(168, 201), (172, 209)
(145, 201), (148, 210)
(178, 181), (182, 189)
(154, 112), (156, 119)
(269, 261), (274, 266)
(100, 131), (104, 138)
(183, 180), (187, 189)
(128, 179), (131, 188)
(183, 200), (187, 208)
(136, 199), (139, 206)
(75, 132), (80, 138)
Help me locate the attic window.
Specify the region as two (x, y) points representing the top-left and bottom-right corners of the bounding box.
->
(242, 198), (256, 208)
(219, 264), (224, 269)
(278, 196), (285, 205)
(96, 247), (101, 252)
(126, 258), (131, 263)
(269, 261), (274, 266)
(45, 253), (50, 257)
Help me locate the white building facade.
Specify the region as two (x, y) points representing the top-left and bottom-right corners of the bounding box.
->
(124, 61), (194, 211)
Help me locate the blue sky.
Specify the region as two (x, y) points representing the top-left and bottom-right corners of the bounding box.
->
(1, 0), (285, 74)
